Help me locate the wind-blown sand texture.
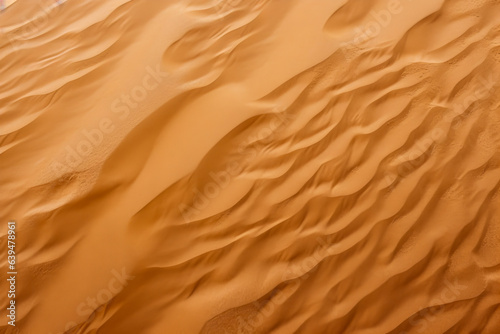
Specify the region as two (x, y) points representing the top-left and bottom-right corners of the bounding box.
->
(1, 0), (500, 333)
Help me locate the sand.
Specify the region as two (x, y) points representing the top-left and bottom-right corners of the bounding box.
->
(0, 0), (499, 333)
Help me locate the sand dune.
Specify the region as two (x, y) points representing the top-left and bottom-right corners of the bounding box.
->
(1, 0), (500, 333)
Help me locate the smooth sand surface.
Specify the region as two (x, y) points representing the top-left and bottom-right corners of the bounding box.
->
(1, 0), (499, 333)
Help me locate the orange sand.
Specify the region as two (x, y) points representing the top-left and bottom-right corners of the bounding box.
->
(1, 0), (500, 333)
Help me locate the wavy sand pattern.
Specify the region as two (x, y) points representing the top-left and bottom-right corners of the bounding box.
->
(1, 0), (500, 333)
